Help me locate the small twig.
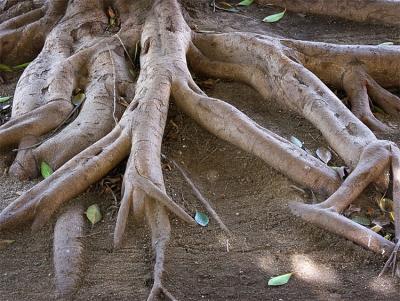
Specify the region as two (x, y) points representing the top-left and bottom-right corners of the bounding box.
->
(162, 153), (231, 234)
(105, 183), (119, 206)
(114, 33), (135, 69)
(107, 44), (118, 126)
(327, 146), (339, 158)
(13, 102), (83, 152)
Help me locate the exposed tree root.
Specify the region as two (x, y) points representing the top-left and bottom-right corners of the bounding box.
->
(257, 0), (400, 25)
(1, 0), (400, 299)
(53, 203), (85, 299)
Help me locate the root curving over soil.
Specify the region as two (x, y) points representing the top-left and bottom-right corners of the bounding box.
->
(1, 0), (400, 299)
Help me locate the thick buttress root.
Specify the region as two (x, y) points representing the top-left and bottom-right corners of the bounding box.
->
(1, 0), (400, 299)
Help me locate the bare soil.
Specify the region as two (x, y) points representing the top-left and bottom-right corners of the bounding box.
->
(1, 1), (400, 300)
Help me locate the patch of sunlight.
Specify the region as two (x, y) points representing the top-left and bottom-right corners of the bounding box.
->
(368, 276), (397, 295)
(291, 254), (338, 284)
(256, 255), (275, 273)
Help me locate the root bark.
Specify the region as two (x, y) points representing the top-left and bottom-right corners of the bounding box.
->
(1, 0), (400, 299)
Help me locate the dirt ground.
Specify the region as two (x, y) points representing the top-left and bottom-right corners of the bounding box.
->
(1, 1), (400, 300)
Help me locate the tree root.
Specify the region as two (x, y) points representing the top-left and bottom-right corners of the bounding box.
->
(53, 203), (85, 299)
(0, 0), (68, 64)
(1, 0), (400, 299)
(257, 0), (400, 25)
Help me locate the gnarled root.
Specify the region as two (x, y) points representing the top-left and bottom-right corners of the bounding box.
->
(187, 32), (400, 269)
(2, 0), (400, 299)
(0, 0), (68, 64)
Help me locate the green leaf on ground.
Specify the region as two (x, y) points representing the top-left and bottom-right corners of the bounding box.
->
(263, 9), (286, 23)
(268, 273), (293, 286)
(0, 63), (13, 72)
(0, 96), (12, 103)
(378, 42), (394, 46)
(290, 136), (303, 148)
(237, 0), (254, 6)
(0, 62), (31, 72)
(86, 204), (102, 225)
(195, 211), (209, 227)
(40, 161), (53, 179)
(12, 62), (31, 70)
(72, 92), (86, 106)
(351, 215), (371, 226)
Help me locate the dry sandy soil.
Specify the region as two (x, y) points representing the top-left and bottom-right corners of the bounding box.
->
(1, 1), (400, 300)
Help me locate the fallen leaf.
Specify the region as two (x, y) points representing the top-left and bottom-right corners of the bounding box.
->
(12, 62), (31, 70)
(0, 62), (31, 72)
(237, 0), (254, 6)
(290, 136), (303, 148)
(0, 63), (12, 72)
(0, 96), (11, 103)
(263, 9), (286, 23)
(370, 224), (382, 233)
(195, 211), (209, 227)
(316, 147), (332, 164)
(1, 104), (11, 111)
(351, 215), (371, 226)
(268, 273), (292, 286)
(72, 92), (86, 106)
(384, 234), (392, 240)
(86, 204), (102, 225)
(40, 161), (53, 178)
(378, 42), (394, 46)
